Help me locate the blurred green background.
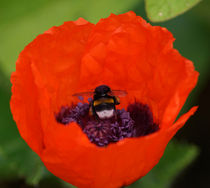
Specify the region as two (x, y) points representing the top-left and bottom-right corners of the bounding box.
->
(0, 0), (209, 187)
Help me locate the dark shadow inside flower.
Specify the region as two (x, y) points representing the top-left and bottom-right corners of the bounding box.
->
(56, 99), (159, 147)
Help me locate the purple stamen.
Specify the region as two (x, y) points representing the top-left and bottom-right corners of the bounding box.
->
(55, 102), (159, 147)
(78, 96), (84, 101)
(87, 97), (93, 103)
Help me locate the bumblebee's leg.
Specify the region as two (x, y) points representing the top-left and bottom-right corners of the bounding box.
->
(89, 105), (100, 121)
(113, 106), (118, 120)
(114, 112), (117, 120)
(89, 106), (93, 116)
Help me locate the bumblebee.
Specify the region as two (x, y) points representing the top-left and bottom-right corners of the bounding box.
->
(73, 85), (127, 119)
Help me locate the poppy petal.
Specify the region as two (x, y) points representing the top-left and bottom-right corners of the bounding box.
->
(10, 19), (94, 153)
(168, 106), (198, 133)
(161, 61), (199, 127)
(10, 56), (44, 155)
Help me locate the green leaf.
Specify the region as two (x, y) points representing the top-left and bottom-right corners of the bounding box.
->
(192, 0), (210, 29)
(145, 0), (201, 22)
(0, 139), (45, 185)
(128, 141), (199, 188)
(0, 0), (140, 77)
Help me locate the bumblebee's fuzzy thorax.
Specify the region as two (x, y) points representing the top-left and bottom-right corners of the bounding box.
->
(92, 97), (116, 119)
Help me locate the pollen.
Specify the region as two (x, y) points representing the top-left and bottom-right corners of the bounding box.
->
(56, 102), (159, 147)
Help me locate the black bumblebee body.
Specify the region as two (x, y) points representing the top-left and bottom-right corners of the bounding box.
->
(90, 85), (120, 119)
(73, 85), (127, 119)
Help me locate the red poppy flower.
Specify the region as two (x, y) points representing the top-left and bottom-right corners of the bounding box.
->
(10, 11), (198, 188)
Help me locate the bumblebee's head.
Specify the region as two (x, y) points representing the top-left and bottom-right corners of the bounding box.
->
(94, 85), (111, 98)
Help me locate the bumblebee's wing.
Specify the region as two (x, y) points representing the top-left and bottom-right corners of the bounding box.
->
(72, 91), (94, 97)
(111, 90), (127, 97)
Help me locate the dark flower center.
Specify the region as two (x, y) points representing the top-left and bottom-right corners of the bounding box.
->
(56, 100), (159, 147)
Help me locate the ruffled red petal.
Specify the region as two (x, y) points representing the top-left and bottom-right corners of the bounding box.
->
(11, 19), (94, 154)
(10, 56), (44, 155)
(10, 12), (198, 188)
